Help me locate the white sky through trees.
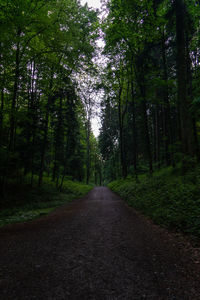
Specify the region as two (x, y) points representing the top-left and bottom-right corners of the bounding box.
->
(80, 0), (102, 137)
(80, 0), (102, 9)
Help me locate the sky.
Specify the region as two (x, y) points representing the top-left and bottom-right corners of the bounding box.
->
(81, 0), (103, 137)
(80, 0), (102, 10)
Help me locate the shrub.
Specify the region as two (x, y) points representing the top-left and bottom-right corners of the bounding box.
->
(0, 179), (92, 227)
(108, 168), (200, 239)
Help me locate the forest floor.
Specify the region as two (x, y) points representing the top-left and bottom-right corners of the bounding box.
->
(0, 187), (200, 300)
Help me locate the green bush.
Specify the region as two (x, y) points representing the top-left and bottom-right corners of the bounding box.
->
(108, 168), (200, 238)
(0, 178), (92, 227)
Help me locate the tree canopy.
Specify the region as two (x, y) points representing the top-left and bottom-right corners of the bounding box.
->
(1, 0), (200, 195)
(99, 0), (200, 182)
(0, 0), (101, 195)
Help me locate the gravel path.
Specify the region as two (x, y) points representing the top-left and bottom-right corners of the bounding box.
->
(0, 187), (200, 299)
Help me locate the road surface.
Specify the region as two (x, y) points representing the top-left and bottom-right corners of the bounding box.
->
(0, 187), (199, 299)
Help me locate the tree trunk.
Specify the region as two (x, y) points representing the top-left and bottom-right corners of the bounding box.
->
(118, 86), (127, 178)
(24, 62), (36, 176)
(185, 31), (200, 161)
(0, 88), (4, 144)
(9, 30), (21, 151)
(38, 100), (50, 187)
(175, 0), (194, 157)
(53, 97), (63, 183)
(130, 59), (138, 177)
(86, 119), (91, 185)
(141, 93), (153, 175)
(156, 104), (161, 168)
(136, 68), (153, 175)
(161, 31), (173, 166)
(38, 75), (53, 187)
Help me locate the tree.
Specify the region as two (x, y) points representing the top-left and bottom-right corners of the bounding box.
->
(99, 0), (200, 182)
(0, 0), (99, 194)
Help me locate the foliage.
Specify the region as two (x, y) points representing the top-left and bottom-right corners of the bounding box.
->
(0, 0), (101, 196)
(99, 0), (200, 180)
(0, 177), (92, 227)
(108, 167), (200, 239)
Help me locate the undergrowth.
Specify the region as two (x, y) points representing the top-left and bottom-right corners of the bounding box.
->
(0, 177), (92, 227)
(108, 166), (200, 239)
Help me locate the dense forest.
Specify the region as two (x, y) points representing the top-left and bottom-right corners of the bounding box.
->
(98, 0), (200, 237)
(1, 0), (200, 236)
(99, 0), (200, 181)
(0, 0), (102, 199)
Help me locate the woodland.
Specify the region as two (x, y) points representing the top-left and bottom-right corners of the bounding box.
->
(0, 0), (200, 238)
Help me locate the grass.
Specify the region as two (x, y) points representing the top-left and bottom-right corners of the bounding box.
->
(0, 176), (92, 228)
(108, 166), (200, 239)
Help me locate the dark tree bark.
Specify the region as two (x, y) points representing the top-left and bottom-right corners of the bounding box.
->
(23, 61), (37, 176)
(135, 62), (153, 175)
(141, 91), (153, 175)
(161, 31), (173, 166)
(175, 0), (194, 157)
(9, 29), (21, 151)
(0, 88), (4, 144)
(38, 73), (54, 187)
(86, 119), (91, 185)
(152, 104), (160, 167)
(52, 97), (63, 185)
(130, 59), (138, 177)
(185, 31), (200, 161)
(118, 85), (127, 178)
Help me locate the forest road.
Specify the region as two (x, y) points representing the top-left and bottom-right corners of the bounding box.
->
(0, 187), (200, 300)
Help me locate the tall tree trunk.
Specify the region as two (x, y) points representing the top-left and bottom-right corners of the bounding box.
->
(118, 86), (127, 178)
(24, 62), (36, 176)
(0, 88), (4, 144)
(136, 67), (153, 175)
(30, 82), (40, 186)
(59, 164), (67, 192)
(152, 104), (160, 167)
(161, 31), (173, 166)
(175, 0), (194, 157)
(134, 56), (153, 174)
(153, 107), (157, 164)
(130, 59), (138, 177)
(86, 119), (91, 185)
(156, 104), (161, 168)
(38, 98), (50, 187)
(9, 30), (21, 151)
(141, 92), (153, 175)
(53, 97), (63, 184)
(38, 75), (53, 187)
(186, 31), (200, 161)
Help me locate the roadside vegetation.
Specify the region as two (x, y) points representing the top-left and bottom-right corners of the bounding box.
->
(99, 0), (200, 242)
(0, 0), (101, 206)
(0, 177), (92, 228)
(0, 0), (100, 227)
(108, 165), (200, 240)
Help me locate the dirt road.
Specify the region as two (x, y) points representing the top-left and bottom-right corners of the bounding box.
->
(0, 187), (199, 299)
